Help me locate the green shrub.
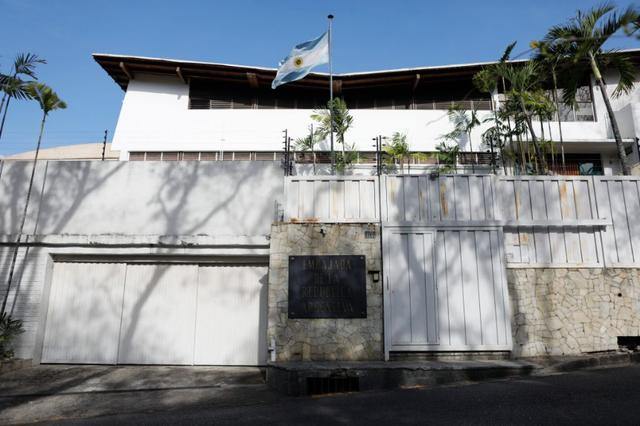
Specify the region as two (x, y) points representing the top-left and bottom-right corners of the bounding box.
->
(0, 313), (24, 360)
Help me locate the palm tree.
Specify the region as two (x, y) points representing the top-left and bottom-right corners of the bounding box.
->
(2, 83), (66, 315)
(294, 124), (320, 174)
(493, 61), (548, 174)
(383, 132), (411, 173)
(444, 104), (482, 172)
(311, 97), (354, 172)
(0, 53), (46, 141)
(531, 40), (575, 168)
(473, 42), (523, 175)
(435, 141), (460, 174)
(540, 3), (639, 175)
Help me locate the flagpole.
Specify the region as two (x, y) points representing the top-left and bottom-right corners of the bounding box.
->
(328, 14), (335, 174)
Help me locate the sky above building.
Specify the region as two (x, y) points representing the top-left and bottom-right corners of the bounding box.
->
(0, 0), (638, 156)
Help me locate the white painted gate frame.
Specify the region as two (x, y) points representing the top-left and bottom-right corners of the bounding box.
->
(381, 225), (513, 360)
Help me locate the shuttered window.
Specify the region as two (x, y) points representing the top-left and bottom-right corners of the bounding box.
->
(200, 152), (217, 161)
(129, 152), (145, 161)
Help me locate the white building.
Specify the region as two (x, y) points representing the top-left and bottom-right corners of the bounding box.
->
(94, 51), (640, 175)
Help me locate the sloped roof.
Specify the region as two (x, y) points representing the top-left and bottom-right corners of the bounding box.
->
(93, 48), (640, 92)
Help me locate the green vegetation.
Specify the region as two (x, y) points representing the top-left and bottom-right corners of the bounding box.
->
(311, 98), (354, 173)
(0, 313), (24, 360)
(0, 55), (67, 358)
(534, 3), (639, 175)
(0, 53), (46, 142)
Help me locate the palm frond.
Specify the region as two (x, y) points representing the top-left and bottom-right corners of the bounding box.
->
(472, 67), (497, 94)
(599, 52), (637, 98)
(581, 2), (617, 36)
(25, 82), (67, 114)
(592, 5), (639, 51)
(13, 53), (46, 79)
(1, 76), (33, 101)
(294, 129), (321, 151)
(500, 41), (517, 62)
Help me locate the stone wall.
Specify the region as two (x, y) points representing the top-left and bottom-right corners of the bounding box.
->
(268, 223), (383, 361)
(509, 268), (640, 357)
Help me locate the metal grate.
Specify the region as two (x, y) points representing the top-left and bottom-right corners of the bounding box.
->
(618, 336), (640, 351)
(306, 376), (359, 395)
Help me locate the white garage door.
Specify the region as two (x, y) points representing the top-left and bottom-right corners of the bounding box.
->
(41, 261), (268, 365)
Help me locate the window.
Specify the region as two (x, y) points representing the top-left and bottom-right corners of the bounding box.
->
(255, 152), (276, 161)
(183, 152), (200, 161)
(162, 152), (179, 161)
(200, 152), (217, 161)
(547, 154), (603, 175)
(233, 152), (251, 160)
(555, 86), (595, 122)
(129, 152), (145, 161)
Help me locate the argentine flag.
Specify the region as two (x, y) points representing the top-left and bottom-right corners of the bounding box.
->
(272, 32), (329, 89)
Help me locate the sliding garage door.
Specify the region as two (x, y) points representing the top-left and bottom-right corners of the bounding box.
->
(41, 262), (127, 364)
(41, 261), (268, 365)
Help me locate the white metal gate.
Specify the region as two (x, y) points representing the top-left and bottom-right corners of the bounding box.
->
(383, 227), (512, 355)
(41, 261), (268, 365)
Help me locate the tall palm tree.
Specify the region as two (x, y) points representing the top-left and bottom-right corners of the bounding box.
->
(540, 3), (638, 175)
(531, 40), (575, 168)
(473, 42), (521, 174)
(0, 53), (46, 141)
(2, 83), (66, 315)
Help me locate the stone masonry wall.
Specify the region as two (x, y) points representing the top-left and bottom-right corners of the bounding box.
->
(268, 223), (383, 361)
(509, 268), (640, 357)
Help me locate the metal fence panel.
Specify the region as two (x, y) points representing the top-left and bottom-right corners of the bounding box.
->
(381, 175), (494, 223)
(284, 176), (378, 223)
(594, 176), (640, 267)
(284, 174), (640, 268)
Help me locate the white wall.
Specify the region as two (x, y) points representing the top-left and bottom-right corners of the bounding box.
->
(0, 160), (283, 239)
(0, 159), (283, 360)
(112, 71), (640, 158)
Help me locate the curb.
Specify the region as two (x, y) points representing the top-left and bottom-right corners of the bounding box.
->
(539, 352), (640, 374)
(267, 352), (640, 396)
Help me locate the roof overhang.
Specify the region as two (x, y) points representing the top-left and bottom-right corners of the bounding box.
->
(93, 54), (506, 92)
(93, 48), (640, 92)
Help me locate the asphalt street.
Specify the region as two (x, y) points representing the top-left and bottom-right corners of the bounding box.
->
(38, 365), (640, 425)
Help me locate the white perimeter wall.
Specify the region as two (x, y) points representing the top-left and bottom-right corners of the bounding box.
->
(0, 160), (283, 359)
(111, 71), (640, 157)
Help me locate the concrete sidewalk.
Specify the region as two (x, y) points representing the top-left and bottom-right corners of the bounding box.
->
(0, 365), (280, 425)
(0, 352), (638, 424)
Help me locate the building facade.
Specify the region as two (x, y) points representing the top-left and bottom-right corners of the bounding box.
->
(2, 53), (640, 369)
(94, 52), (640, 176)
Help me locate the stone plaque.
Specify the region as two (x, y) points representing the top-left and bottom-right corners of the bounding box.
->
(288, 255), (366, 319)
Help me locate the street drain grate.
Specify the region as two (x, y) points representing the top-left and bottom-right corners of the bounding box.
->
(618, 336), (640, 350)
(306, 376), (360, 395)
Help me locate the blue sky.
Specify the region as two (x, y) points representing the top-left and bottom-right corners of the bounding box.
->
(0, 0), (638, 155)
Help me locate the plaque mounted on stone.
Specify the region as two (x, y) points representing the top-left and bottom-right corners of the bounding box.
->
(288, 255), (367, 319)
